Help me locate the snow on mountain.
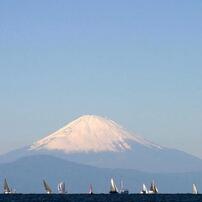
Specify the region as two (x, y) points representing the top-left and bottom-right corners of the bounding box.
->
(30, 115), (162, 153)
(1, 115), (202, 172)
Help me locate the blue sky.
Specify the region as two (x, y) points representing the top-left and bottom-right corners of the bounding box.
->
(0, 0), (202, 158)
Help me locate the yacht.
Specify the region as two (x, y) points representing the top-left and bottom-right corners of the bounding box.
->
(148, 181), (158, 194)
(109, 178), (119, 194)
(43, 180), (52, 194)
(58, 182), (66, 194)
(192, 184), (198, 194)
(89, 184), (93, 194)
(3, 178), (15, 194)
(119, 180), (129, 194)
(140, 183), (148, 194)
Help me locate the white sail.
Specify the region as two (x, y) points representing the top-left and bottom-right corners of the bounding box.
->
(89, 184), (93, 194)
(192, 184), (198, 194)
(43, 180), (52, 194)
(58, 182), (66, 194)
(140, 184), (148, 194)
(154, 185), (158, 193)
(110, 178), (118, 193)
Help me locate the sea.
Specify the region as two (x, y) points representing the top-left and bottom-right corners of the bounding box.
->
(0, 194), (201, 202)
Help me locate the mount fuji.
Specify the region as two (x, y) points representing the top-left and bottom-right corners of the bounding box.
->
(30, 115), (162, 153)
(1, 115), (202, 173)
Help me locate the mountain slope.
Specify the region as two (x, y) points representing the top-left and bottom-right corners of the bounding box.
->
(1, 115), (202, 173)
(30, 115), (161, 153)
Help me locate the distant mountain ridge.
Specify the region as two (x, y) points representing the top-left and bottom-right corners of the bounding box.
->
(0, 115), (202, 173)
(0, 155), (201, 193)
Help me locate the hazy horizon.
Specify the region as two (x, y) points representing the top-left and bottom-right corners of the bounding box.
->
(0, 1), (202, 159)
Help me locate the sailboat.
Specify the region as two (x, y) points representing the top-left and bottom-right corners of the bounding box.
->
(109, 178), (119, 194)
(89, 184), (93, 194)
(149, 180), (158, 194)
(119, 180), (129, 194)
(4, 178), (11, 194)
(43, 180), (52, 194)
(192, 184), (198, 194)
(3, 178), (16, 194)
(57, 182), (66, 194)
(140, 183), (148, 194)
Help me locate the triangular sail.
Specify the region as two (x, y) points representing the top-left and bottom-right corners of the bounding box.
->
(149, 181), (158, 194)
(4, 178), (11, 194)
(89, 184), (93, 194)
(141, 184), (148, 194)
(43, 180), (52, 194)
(154, 185), (158, 193)
(110, 178), (118, 193)
(58, 182), (66, 194)
(150, 181), (155, 192)
(192, 184), (198, 194)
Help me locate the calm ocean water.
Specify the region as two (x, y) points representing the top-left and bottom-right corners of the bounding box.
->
(0, 194), (201, 202)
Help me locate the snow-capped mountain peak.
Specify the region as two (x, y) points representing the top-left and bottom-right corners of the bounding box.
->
(30, 115), (162, 153)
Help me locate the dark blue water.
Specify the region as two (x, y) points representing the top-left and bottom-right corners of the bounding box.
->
(0, 194), (201, 202)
